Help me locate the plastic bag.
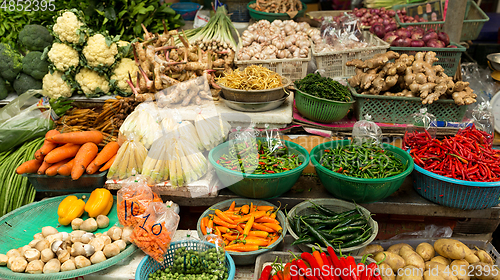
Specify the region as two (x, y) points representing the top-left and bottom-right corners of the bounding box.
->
(315, 13), (367, 53)
(118, 103), (162, 149)
(116, 176), (162, 227)
(107, 135), (148, 180)
(130, 201), (180, 263)
(459, 102), (495, 146)
(352, 115), (382, 145)
(227, 126), (259, 174)
(389, 224), (453, 240)
(403, 108), (437, 150)
(156, 75), (212, 107)
(261, 124), (285, 155)
(194, 109), (231, 150)
(202, 234), (228, 280)
(0, 90), (54, 153)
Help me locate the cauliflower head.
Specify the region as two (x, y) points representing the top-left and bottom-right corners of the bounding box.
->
(42, 71), (73, 99)
(111, 58), (138, 95)
(48, 43), (79, 72)
(52, 11), (85, 44)
(75, 68), (110, 97)
(82, 34), (118, 68)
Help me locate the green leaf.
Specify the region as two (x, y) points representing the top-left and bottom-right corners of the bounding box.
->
(104, 7), (116, 20)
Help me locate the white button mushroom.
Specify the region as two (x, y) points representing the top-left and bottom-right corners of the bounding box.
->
(24, 249), (41, 262)
(121, 226), (133, 244)
(6, 249), (21, 259)
(40, 248), (55, 263)
(0, 254), (8, 266)
(81, 232), (95, 244)
(34, 240), (50, 252)
(51, 240), (69, 253)
(19, 245), (32, 256)
(80, 218), (98, 232)
(74, 256), (91, 269)
(57, 249), (71, 263)
(90, 251), (107, 264)
(107, 226), (122, 241)
(28, 239), (40, 248)
(61, 259), (76, 271)
(43, 259), (61, 274)
(7, 256), (22, 269)
(71, 218), (84, 230)
(42, 226), (58, 237)
(113, 240), (127, 252)
(70, 242), (95, 257)
(33, 233), (44, 240)
(10, 257), (28, 273)
(25, 260), (44, 274)
(70, 230), (86, 243)
(96, 215), (110, 229)
(103, 243), (120, 258)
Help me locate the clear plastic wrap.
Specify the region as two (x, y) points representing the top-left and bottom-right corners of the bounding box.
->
(118, 103), (162, 149)
(227, 126), (259, 174)
(116, 176), (163, 227)
(460, 102), (495, 145)
(352, 115), (382, 145)
(315, 13), (367, 53)
(156, 75), (212, 107)
(389, 224), (453, 240)
(202, 234), (228, 280)
(261, 124), (285, 155)
(194, 109), (231, 150)
(107, 135), (148, 180)
(403, 108), (437, 150)
(130, 201), (180, 263)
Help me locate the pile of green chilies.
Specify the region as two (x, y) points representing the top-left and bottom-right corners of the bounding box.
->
(218, 140), (302, 174)
(320, 143), (406, 179)
(289, 201), (372, 250)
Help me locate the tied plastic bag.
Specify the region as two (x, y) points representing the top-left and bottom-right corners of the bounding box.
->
(107, 134), (148, 180)
(194, 109), (231, 150)
(0, 90), (54, 153)
(261, 124), (285, 155)
(315, 13), (367, 53)
(227, 126), (259, 174)
(118, 102), (162, 149)
(116, 176), (162, 227)
(130, 202), (180, 263)
(156, 75), (212, 107)
(202, 234), (229, 280)
(466, 102), (495, 145)
(403, 108), (437, 150)
(161, 110), (204, 152)
(352, 115), (382, 145)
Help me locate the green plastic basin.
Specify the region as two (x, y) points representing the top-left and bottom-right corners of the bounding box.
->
(247, 1), (307, 21)
(208, 139), (310, 199)
(310, 140), (414, 203)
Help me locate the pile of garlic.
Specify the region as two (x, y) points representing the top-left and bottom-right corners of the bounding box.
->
(237, 20), (321, 60)
(0, 225), (133, 274)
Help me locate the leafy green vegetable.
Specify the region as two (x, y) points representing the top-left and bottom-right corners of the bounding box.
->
(294, 73), (352, 102)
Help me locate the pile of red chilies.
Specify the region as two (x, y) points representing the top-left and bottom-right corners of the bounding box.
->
(405, 125), (500, 182)
(259, 245), (382, 280)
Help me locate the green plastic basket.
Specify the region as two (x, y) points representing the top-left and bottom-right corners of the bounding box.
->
(389, 42), (466, 77)
(247, 1), (307, 21)
(351, 87), (468, 124)
(294, 89), (354, 123)
(310, 140), (414, 203)
(393, 1), (489, 41)
(208, 139), (310, 199)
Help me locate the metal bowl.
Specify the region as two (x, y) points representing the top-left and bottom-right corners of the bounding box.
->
(487, 53), (500, 71)
(217, 76), (292, 102)
(219, 92), (288, 112)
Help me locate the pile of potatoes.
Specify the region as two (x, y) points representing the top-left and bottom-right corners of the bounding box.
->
(360, 239), (498, 280)
(0, 225), (133, 274)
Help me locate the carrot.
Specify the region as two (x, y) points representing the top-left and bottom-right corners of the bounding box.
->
(228, 201), (236, 211)
(99, 154), (116, 172)
(215, 209), (235, 224)
(44, 144), (81, 163)
(57, 159), (75, 176)
(255, 216), (280, 224)
(45, 159), (70, 176)
(48, 131), (103, 145)
(224, 244), (260, 252)
(93, 141), (119, 166)
(71, 142), (98, 180)
(263, 223), (282, 233)
(37, 161), (52, 175)
(35, 130), (60, 160)
(16, 159), (43, 174)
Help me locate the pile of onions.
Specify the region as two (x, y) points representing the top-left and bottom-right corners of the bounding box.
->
(352, 7), (397, 27)
(396, 8), (437, 23)
(375, 26), (454, 48)
(238, 20), (320, 60)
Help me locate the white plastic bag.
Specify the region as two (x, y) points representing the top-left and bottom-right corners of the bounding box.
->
(352, 115), (382, 145)
(403, 108), (437, 150)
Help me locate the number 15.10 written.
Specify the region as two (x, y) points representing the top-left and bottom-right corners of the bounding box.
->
(1, 0), (56, 11)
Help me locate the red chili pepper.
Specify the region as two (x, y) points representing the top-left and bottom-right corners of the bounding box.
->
(277, 271), (285, 280)
(260, 265), (273, 280)
(345, 256), (359, 279)
(291, 260), (300, 280)
(321, 252), (336, 280)
(339, 257), (352, 280)
(296, 259), (321, 280)
(284, 262), (292, 280)
(273, 275), (281, 280)
(301, 252), (326, 280)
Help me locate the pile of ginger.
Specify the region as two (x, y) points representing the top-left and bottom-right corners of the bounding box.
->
(347, 51), (476, 105)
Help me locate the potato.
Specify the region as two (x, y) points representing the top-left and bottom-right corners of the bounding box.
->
(425, 261), (459, 280)
(396, 265), (424, 280)
(389, 244), (413, 255)
(475, 250), (494, 265)
(400, 247), (425, 270)
(361, 244), (384, 256)
(381, 263), (396, 280)
(417, 243), (436, 261)
(424, 269), (446, 280)
(434, 239), (466, 260)
(431, 256), (451, 266)
(450, 259), (470, 280)
(375, 252), (406, 271)
(469, 262), (500, 280)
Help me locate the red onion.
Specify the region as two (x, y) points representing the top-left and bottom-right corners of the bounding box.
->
(355, 11), (363, 17)
(407, 16), (414, 22)
(388, 10), (396, 17)
(401, 9), (407, 15)
(395, 28), (411, 39)
(384, 33), (399, 44)
(410, 40), (425, 47)
(411, 32), (423, 40)
(422, 32), (438, 43)
(371, 23), (386, 38)
(373, 8), (380, 15)
(402, 38), (412, 47)
(437, 32), (450, 46)
(426, 39), (445, 48)
(385, 23), (397, 33)
(425, 28), (436, 34)
(415, 27), (425, 34)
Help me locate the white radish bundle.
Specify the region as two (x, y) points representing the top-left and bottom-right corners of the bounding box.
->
(119, 108), (161, 149)
(194, 111), (231, 150)
(107, 137), (148, 180)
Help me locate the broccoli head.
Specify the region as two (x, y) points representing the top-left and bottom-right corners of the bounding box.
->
(13, 73), (42, 95)
(0, 77), (8, 100)
(0, 43), (23, 82)
(18, 25), (53, 51)
(22, 51), (50, 80)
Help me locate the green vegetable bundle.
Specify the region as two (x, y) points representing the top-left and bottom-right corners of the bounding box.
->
(0, 138), (44, 217)
(294, 73), (352, 102)
(319, 143), (406, 179)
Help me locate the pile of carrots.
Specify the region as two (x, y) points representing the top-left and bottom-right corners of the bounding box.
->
(16, 130), (119, 180)
(200, 201), (282, 252)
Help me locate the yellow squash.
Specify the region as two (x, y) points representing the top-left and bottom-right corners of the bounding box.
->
(85, 188), (113, 218)
(58, 195), (85, 226)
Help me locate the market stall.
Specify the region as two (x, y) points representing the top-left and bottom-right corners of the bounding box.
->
(1, 0), (500, 279)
